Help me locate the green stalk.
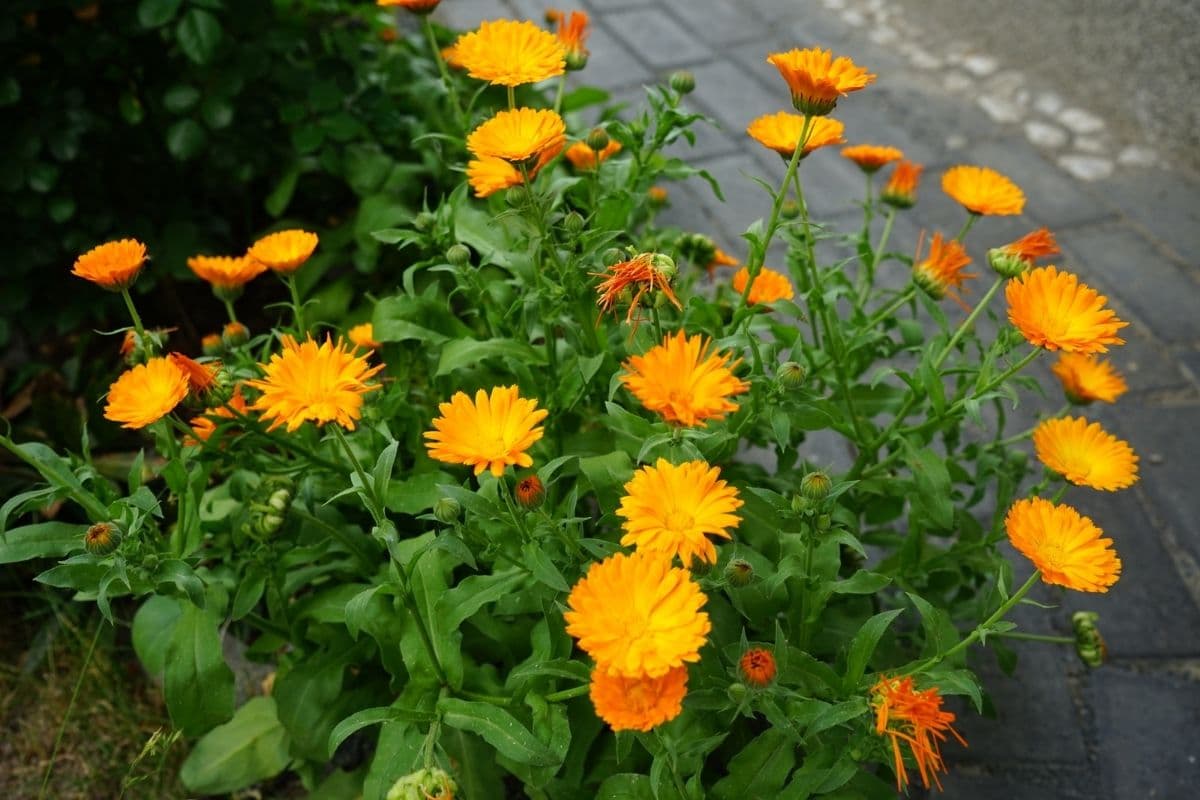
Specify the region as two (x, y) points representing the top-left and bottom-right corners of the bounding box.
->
(285, 273), (305, 334)
(955, 213), (979, 242)
(423, 17), (466, 131)
(120, 288), (146, 344)
(331, 424), (382, 524)
(860, 206), (895, 305)
(993, 631), (1074, 644)
(867, 284), (916, 326)
(935, 276), (1004, 370)
(553, 74), (567, 114)
(545, 684), (590, 702)
(222, 296), (239, 324)
(507, 85), (516, 111)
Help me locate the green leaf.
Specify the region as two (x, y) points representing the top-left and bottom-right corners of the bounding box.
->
(0, 439), (107, 521)
(843, 609), (903, 692)
(385, 471), (456, 515)
(712, 729), (796, 800)
(231, 564), (267, 621)
(521, 542), (569, 592)
(180, 697), (290, 795)
(265, 163), (301, 217)
(137, 0), (182, 28)
(905, 446), (954, 530)
(132, 595), (182, 678)
(0, 522), (84, 564)
(435, 338), (545, 376)
(830, 571), (891, 595)
(165, 118), (206, 161)
(804, 696), (868, 737)
(275, 650), (361, 761)
(578, 451), (633, 513)
(438, 698), (560, 767)
(164, 600), (235, 736)
(907, 592), (961, 661)
(437, 569), (524, 632)
(176, 9), (223, 65)
(328, 705), (437, 758)
(560, 86), (611, 112)
(163, 84), (200, 114)
(597, 773), (655, 799)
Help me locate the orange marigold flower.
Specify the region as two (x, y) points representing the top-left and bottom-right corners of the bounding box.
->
(872, 675), (966, 792)
(376, 0), (440, 14)
(706, 246), (739, 276)
(452, 19), (566, 87)
(589, 666), (687, 732)
(247, 336), (382, 432)
(731, 266), (795, 305)
(882, 160), (923, 208)
(248, 229), (319, 274)
(621, 331), (749, 427)
(548, 9), (590, 69)
(104, 357), (190, 429)
(189, 385), (249, 444)
(1051, 353), (1127, 405)
(739, 648), (777, 687)
(841, 144), (903, 173)
(592, 253), (682, 326)
(648, 186), (669, 206)
(424, 386), (549, 478)
(1005, 496), (1121, 592)
(467, 157), (525, 198)
(987, 228), (1060, 278)
(167, 352), (220, 395)
(941, 165), (1025, 216)
(912, 232), (976, 300)
(348, 323), (381, 350)
(1006, 266), (1128, 353)
(618, 459), (742, 565)
(467, 108), (566, 164)
(441, 42), (465, 69)
(72, 238), (147, 290)
(1033, 416), (1139, 491)
(747, 112), (844, 159)
(120, 330), (138, 358)
(564, 139), (622, 170)
(515, 475), (545, 508)
(187, 254), (266, 291)
(565, 550), (710, 678)
(767, 47), (874, 115)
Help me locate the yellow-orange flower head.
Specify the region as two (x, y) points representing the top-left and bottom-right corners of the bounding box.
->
(167, 352), (220, 396)
(941, 165), (1025, 216)
(589, 666), (687, 732)
(617, 459), (742, 565)
(912, 232), (976, 300)
(467, 157), (524, 198)
(1006, 266), (1128, 353)
(1032, 416), (1139, 491)
(732, 266), (795, 305)
(348, 323), (381, 350)
(882, 160), (923, 208)
(747, 112), (844, 159)
(452, 19), (566, 87)
(987, 228), (1060, 278)
(547, 9), (590, 69)
(565, 550), (711, 678)
(842, 144), (903, 173)
(467, 107), (567, 164)
(620, 331), (749, 427)
(1051, 353), (1127, 405)
(187, 254), (266, 291)
(248, 229), (319, 274)
(766, 47), (875, 115)
(104, 356), (189, 429)
(564, 139), (622, 170)
(1005, 496), (1121, 592)
(247, 335), (382, 432)
(872, 675), (966, 792)
(424, 385), (549, 478)
(72, 238), (147, 290)
(188, 385), (249, 445)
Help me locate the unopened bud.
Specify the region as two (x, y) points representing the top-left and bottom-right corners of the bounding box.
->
(565, 50), (589, 71)
(725, 558), (754, 587)
(726, 682), (748, 703)
(816, 513), (832, 532)
(627, 118), (646, 138)
(505, 185), (529, 207)
(563, 211), (585, 236)
(201, 333), (223, 357)
(446, 243), (471, 266)
(84, 522), (122, 556)
(386, 767), (457, 800)
(669, 70), (695, 95)
(413, 211), (436, 231)
(800, 471), (832, 502)
(776, 361), (806, 389)
(602, 247), (624, 267)
(515, 475), (545, 509)
(586, 127), (610, 153)
(648, 186), (669, 207)
(689, 555), (713, 577)
(1072, 611), (1107, 668)
(433, 497), (461, 524)
(781, 200), (801, 220)
(222, 321), (249, 348)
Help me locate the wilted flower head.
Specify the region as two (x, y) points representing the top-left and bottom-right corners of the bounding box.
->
(593, 252), (681, 327)
(547, 9), (590, 69)
(987, 228), (1060, 278)
(912, 232), (976, 300)
(881, 160), (923, 208)
(872, 675), (965, 791)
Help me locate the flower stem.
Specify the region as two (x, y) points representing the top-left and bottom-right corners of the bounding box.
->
(860, 206), (895, 305)
(223, 297), (239, 324)
(507, 85), (516, 111)
(955, 213), (979, 242)
(331, 424), (382, 524)
(285, 273), (305, 334)
(545, 684), (590, 702)
(553, 74), (567, 114)
(120, 288), (146, 344)
(867, 284), (916, 326)
(993, 631), (1074, 644)
(423, 17), (466, 131)
(935, 276), (1004, 370)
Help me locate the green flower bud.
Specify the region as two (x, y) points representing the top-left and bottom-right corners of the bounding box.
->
(504, 185), (529, 207)
(84, 522), (122, 556)
(586, 127), (610, 153)
(565, 50), (589, 71)
(433, 497), (461, 524)
(689, 556), (713, 577)
(725, 558), (754, 587)
(201, 333), (223, 357)
(267, 488), (292, 513)
(602, 247), (625, 267)
(222, 321), (250, 348)
(816, 513), (832, 532)
(669, 70), (696, 95)
(987, 247), (1030, 279)
(781, 200), (801, 220)
(726, 682), (748, 703)
(800, 471), (832, 502)
(563, 211), (585, 236)
(446, 243), (471, 266)
(627, 118), (646, 138)
(413, 211), (437, 232)
(257, 513), (285, 536)
(776, 361), (807, 389)
(386, 767), (457, 800)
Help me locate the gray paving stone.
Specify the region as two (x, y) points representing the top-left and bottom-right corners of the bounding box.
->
(1089, 167), (1200, 267)
(687, 152), (780, 242)
(582, 0), (641, 10)
(602, 7), (713, 69)
(1059, 223), (1200, 344)
(1088, 667), (1200, 800)
(434, 0), (500, 29)
(929, 764), (1100, 800)
(578, 19), (656, 90)
(658, 0), (770, 47)
(687, 59), (785, 139)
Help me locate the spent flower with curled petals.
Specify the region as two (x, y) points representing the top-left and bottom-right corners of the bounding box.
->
(912, 232), (976, 300)
(547, 9), (590, 70)
(882, 160), (923, 208)
(167, 353), (220, 396)
(988, 228), (1060, 278)
(872, 676), (966, 792)
(424, 386), (548, 478)
(593, 253), (681, 327)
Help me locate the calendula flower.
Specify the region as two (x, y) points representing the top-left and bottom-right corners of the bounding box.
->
(872, 676), (966, 792)
(941, 165), (1025, 216)
(104, 356), (190, 429)
(452, 19), (566, 87)
(621, 331), (749, 427)
(167, 352), (220, 395)
(1051, 353), (1127, 404)
(731, 266), (795, 305)
(842, 144), (903, 173)
(882, 160), (923, 208)
(767, 47), (875, 115)
(564, 139), (622, 170)
(72, 238), (147, 290)
(188, 385), (249, 444)
(1006, 266), (1128, 352)
(912, 232), (976, 300)
(593, 253), (681, 326)
(424, 386), (549, 477)
(746, 112), (844, 159)
(467, 108), (566, 164)
(247, 336), (383, 432)
(348, 323), (381, 350)
(248, 230), (319, 274)
(1033, 416), (1139, 491)
(187, 254), (266, 291)
(1005, 496), (1121, 592)
(738, 648), (777, 687)
(618, 459), (742, 565)
(441, 42), (465, 69)
(376, 0), (440, 14)
(467, 157), (524, 198)
(565, 550), (710, 677)
(589, 666), (687, 732)
(706, 247), (739, 276)
(547, 9), (589, 70)
(987, 228), (1060, 277)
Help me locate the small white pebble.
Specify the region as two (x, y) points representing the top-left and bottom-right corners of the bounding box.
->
(1025, 120), (1069, 149)
(1058, 154), (1114, 181)
(1060, 107), (1105, 134)
(1117, 145), (1158, 167)
(1034, 92), (1064, 115)
(944, 72), (973, 92)
(978, 94), (1023, 123)
(963, 54), (999, 77)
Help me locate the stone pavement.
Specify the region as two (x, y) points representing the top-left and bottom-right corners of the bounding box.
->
(437, 1), (1200, 797)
